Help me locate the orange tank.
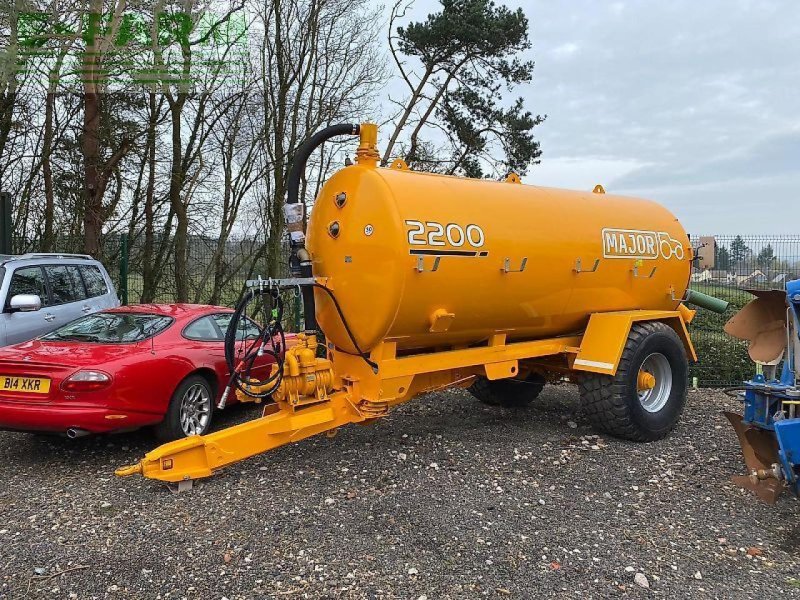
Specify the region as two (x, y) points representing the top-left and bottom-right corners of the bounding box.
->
(307, 158), (691, 356)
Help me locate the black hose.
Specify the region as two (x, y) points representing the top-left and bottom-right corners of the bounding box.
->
(223, 123), (368, 399)
(286, 123), (360, 206)
(722, 386), (749, 398)
(312, 283), (379, 373)
(221, 280), (377, 406)
(224, 288), (286, 400)
(300, 260), (316, 331)
(286, 123), (361, 330)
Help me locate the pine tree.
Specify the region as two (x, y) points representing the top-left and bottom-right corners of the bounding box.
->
(730, 235), (750, 266)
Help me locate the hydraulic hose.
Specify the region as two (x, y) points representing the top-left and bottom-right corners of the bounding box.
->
(286, 123), (361, 331)
(221, 287), (286, 405)
(312, 282), (379, 373)
(221, 280), (377, 406)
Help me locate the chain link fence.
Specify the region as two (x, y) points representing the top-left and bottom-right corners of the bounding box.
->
(11, 233), (800, 387)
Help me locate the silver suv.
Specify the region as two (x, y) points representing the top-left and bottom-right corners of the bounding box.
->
(0, 254), (120, 346)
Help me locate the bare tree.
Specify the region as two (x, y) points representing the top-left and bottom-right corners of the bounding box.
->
(0, 1), (19, 165)
(147, 1), (246, 301)
(254, 0), (385, 277)
(200, 91), (268, 304)
(1, 0), (387, 304)
(81, 0), (136, 256)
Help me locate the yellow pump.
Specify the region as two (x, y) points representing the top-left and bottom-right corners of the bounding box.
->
(116, 123), (718, 487)
(267, 333), (334, 406)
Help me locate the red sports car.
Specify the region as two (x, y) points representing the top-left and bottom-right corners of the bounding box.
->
(0, 304), (278, 440)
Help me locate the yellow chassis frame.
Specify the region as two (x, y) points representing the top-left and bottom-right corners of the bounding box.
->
(116, 309), (694, 485)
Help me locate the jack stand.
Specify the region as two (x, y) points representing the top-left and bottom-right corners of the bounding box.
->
(168, 480), (194, 494)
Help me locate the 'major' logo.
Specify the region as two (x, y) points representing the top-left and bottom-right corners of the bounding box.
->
(602, 228), (685, 260)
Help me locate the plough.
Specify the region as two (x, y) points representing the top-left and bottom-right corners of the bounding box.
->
(724, 279), (800, 503)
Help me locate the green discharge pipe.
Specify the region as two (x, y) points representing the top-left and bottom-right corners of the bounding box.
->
(684, 288), (729, 313)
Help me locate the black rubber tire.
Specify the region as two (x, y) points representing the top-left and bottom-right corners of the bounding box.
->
(155, 374), (214, 442)
(579, 321), (687, 441)
(469, 373), (546, 408)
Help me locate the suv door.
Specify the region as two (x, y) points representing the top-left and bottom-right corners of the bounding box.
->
(2, 265), (55, 345)
(42, 265), (90, 331)
(79, 263), (119, 312)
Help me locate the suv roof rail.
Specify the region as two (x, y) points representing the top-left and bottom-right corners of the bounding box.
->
(16, 253), (94, 260)
(0, 253), (97, 267)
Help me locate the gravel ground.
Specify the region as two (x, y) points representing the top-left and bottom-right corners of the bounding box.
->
(0, 387), (798, 599)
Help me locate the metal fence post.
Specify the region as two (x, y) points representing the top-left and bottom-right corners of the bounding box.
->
(119, 233), (129, 305)
(0, 192), (12, 254)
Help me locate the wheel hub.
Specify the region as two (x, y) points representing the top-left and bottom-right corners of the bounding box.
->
(180, 383), (211, 436)
(637, 370), (656, 391)
(636, 353), (672, 413)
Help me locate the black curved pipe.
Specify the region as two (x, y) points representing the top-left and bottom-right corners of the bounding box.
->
(286, 123), (360, 206)
(287, 123), (360, 331)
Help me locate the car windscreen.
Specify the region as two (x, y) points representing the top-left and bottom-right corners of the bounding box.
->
(41, 313), (174, 343)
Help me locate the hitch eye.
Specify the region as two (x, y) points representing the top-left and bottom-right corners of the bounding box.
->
(334, 192), (347, 208)
(328, 221), (341, 238)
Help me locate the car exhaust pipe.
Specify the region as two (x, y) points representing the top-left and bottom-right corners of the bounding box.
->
(66, 427), (90, 439)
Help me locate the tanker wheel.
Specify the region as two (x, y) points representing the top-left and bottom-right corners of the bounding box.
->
(578, 321), (687, 441)
(469, 373), (546, 408)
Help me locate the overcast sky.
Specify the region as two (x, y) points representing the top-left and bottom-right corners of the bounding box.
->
(387, 1), (800, 234)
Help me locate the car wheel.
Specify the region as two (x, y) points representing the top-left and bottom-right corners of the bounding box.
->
(155, 375), (214, 441)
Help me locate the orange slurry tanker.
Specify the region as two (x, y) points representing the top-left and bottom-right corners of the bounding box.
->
(116, 123), (727, 489)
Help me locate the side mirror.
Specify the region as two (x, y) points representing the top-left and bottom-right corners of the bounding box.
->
(9, 294), (42, 313)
